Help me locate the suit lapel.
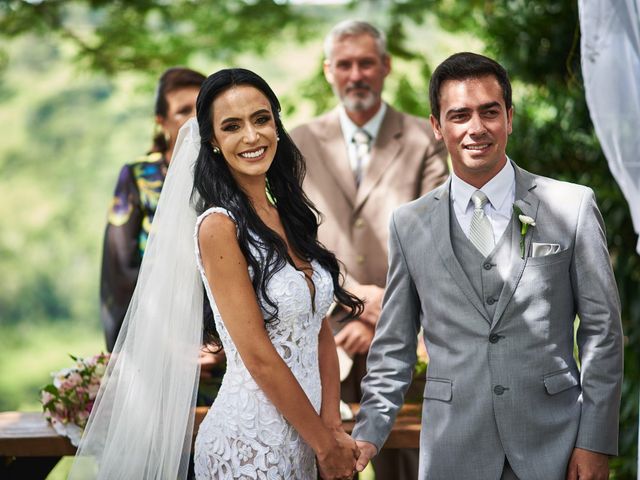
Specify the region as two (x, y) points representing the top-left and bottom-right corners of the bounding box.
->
(430, 180), (492, 324)
(354, 108), (402, 212)
(491, 164), (540, 328)
(320, 110), (357, 205)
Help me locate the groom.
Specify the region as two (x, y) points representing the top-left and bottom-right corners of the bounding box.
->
(352, 52), (623, 479)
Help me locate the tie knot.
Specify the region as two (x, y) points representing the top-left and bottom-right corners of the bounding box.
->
(352, 129), (371, 146)
(471, 190), (489, 210)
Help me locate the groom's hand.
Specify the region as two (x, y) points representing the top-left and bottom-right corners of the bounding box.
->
(355, 440), (377, 472)
(566, 447), (609, 480)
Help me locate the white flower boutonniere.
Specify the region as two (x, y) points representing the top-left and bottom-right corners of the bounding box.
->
(513, 205), (536, 258)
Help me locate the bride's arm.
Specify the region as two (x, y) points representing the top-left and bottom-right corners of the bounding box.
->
(318, 317), (357, 455)
(198, 213), (356, 478)
(318, 318), (342, 429)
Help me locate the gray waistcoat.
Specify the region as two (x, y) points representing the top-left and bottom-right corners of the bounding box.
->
(449, 204), (514, 320)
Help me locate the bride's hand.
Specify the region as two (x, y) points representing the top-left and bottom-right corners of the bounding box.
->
(316, 428), (359, 479)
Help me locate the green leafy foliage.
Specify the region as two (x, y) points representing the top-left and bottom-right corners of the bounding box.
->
(0, 0), (314, 74)
(0, 34), (152, 327)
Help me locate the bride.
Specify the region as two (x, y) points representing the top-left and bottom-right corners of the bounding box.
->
(69, 68), (362, 480)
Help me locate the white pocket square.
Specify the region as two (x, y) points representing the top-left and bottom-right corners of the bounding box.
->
(531, 242), (561, 257)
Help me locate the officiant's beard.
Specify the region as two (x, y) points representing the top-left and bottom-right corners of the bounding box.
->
(335, 85), (379, 113)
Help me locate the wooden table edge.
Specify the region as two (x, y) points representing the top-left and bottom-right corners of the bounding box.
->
(1, 403), (422, 457)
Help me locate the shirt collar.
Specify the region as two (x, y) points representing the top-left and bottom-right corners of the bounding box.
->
(451, 158), (515, 214)
(338, 102), (387, 144)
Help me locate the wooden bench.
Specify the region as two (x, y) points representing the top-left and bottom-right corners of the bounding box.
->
(0, 404), (421, 477)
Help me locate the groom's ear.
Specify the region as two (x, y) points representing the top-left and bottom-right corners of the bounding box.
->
(430, 114), (443, 141)
(507, 106), (514, 135)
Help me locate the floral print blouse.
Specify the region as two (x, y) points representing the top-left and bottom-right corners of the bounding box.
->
(100, 152), (167, 352)
(99, 152), (223, 405)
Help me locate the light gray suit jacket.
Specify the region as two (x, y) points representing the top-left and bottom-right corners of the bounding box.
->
(353, 164), (623, 480)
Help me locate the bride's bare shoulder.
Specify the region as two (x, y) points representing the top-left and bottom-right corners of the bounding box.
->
(198, 211), (241, 257)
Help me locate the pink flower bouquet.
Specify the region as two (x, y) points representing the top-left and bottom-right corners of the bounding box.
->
(40, 352), (110, 446)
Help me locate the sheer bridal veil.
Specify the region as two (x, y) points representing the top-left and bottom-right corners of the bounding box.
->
(69, 118), (204, 479)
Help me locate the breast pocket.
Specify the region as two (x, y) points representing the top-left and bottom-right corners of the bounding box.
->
(525, 246), (572, 268)
(518, 247), (572, 303)
(423, 377), (452, 402)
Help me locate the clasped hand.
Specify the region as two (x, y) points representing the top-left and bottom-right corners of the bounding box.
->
(317, 428), (359, 480)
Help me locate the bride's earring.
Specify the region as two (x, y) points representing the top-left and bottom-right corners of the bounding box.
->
(212, 145), (220, 154)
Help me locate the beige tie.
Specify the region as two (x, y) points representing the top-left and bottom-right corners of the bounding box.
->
(469, 190), (495, 257)
(352, 129), (371, 187)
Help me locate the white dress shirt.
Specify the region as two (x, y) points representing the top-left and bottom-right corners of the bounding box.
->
(338, 103), (387, 175)
(450, 159), (516, 245)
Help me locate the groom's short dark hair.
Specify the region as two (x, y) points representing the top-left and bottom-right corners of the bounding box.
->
(429, 52), (512, 123)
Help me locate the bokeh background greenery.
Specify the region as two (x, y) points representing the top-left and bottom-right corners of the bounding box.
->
(0, 1), (637, 478)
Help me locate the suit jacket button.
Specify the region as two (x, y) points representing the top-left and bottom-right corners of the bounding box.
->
(489, 334), (500, 344)
(356, 255), (365, 264)
(354, 218), (364, 228)
(493, 385), (506, 395)
(483, 262), (492, 270)
(486, 297), (496, 305)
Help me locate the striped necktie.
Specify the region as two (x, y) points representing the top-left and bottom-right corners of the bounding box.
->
(352, 129), (371, 187)
(469, 190), (495, 257)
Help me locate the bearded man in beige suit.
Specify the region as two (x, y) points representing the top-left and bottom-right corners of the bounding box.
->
(290, 20), (448, 479)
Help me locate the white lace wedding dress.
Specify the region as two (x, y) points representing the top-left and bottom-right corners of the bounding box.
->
(192, 207), (334, 479)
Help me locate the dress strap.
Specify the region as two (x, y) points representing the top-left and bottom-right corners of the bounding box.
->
(195, 207), (235, 231)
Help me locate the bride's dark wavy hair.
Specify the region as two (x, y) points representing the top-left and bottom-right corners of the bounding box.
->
(192, 68), (363, 346)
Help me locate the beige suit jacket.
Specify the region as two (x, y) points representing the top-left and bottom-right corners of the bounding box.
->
(290, 105), (449, 290)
